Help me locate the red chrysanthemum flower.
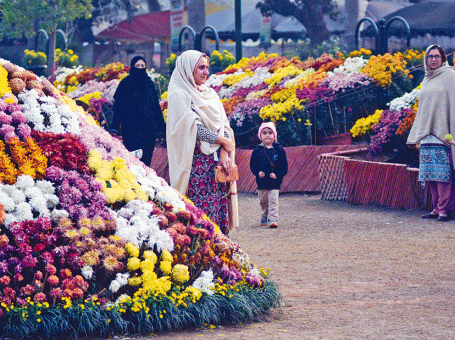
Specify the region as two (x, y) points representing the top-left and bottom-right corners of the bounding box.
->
(60, 268), (72, 280)
(33, 292), (47, 303)
(44, 265), (56, 277)
(47, 275), (59, 286)
(0, 275), (11, 286)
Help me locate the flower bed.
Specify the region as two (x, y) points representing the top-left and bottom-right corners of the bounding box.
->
(0, 60), (279, 339)
(49, 63), (168, 132)
(202, 49), (421, 148)
(350, 83), (421, 166)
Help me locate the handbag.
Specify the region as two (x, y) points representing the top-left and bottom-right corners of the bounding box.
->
(214, 164), (239, 183)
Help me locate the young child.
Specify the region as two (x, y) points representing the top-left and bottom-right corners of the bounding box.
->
(250, 122), (288, 228)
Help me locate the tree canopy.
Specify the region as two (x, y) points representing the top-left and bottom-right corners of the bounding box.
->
(0, 0), (93, 38)
(0, 0), (93, 69)
(256, 0), (339, 43)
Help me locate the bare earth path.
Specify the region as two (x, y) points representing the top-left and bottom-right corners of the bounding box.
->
(115, 193), (455, 340)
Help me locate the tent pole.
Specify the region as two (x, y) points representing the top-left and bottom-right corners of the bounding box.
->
(235, 0), (242, 61)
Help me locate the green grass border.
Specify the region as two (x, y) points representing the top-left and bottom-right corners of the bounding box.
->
(1, 280), (280, 339)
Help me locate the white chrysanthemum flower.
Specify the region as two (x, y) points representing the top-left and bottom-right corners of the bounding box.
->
(39, 95), (58, 105)
(115, 272), (130, 286)
(81, 266), (94, 280)
(154, 186), (185, 212)
(0, 192), (15, 212)
(48, 111), (63, 126)
(57, 104), (72, 117)
(15, 175), (35, 190)
(15, 202), (33, 221)
(64, 118), (81, 135)
(0, 184), (14, 196)
(130, 165), (146, 177)
(130, 165), (161, 200)
(109, 279), (121, 293)
(148, 230), (174, 252)
(141, 202), (154, 214)
(193, 269), (215, 295)
(24, 187), (43, 199)
(50, 209), (69, 222)
(44, 194), (59, 208)
(232, 250), (250, 267)
(35, 180), (55, 195)
(118, 207), (134, 219)
(10, 189), (26, 204)
(28, 196), (48, 214)
(205, 73), (230, 87)
(125, 199), (144, 212)
(249, 267), (262, 278)
(328, 56), (367, 76)
(41, 102), (56, 114)
(33, 123), (46, 131)
(4, 214), (18, 226)
(388, 87), (421, 112)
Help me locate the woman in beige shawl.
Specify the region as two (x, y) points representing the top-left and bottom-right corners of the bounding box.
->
(407, 45), (455, 221)
(166, 50), (235, 234)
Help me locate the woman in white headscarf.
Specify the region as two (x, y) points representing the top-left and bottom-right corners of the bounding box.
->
(166, 50), (236, 234)
(407, 44), (455, 221)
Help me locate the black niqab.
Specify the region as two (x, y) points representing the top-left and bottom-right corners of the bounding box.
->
(111, 56), (166, 165)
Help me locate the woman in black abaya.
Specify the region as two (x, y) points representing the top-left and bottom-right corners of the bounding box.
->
(111, 56), (166, 166)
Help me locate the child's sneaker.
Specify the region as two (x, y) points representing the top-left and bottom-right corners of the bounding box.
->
(260, 215), (267, 227)
(268, 222), (278, 229)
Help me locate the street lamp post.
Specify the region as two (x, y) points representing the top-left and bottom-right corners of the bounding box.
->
(235, 0), (242, 61)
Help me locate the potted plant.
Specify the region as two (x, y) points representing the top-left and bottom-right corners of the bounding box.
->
(209, 49), (235, 74)
(23, 49), (48, 76)
(54, 48), (80, 68)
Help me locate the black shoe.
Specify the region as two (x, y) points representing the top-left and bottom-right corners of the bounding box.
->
(438, 215), (450, 222)
(422, 213), (438, 219)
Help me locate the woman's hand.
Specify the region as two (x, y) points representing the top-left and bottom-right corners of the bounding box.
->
(216, 135), (235, 153)
(219, 149), (232, 174)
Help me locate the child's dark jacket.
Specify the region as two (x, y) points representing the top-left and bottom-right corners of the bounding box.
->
(250, 142), (288, 190)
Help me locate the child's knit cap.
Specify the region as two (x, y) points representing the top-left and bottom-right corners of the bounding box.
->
(258, 122), (277, 141)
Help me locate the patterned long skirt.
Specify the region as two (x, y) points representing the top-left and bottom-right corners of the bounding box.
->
(419, 144), (452, 183)
(187, 143), (229, 234)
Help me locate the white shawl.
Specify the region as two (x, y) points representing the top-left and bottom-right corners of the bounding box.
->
(407, 45), (455, 167)
(166, 50), (234, 194)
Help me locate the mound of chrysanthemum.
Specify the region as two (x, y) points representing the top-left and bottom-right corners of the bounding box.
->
(0, 59), (279, 339)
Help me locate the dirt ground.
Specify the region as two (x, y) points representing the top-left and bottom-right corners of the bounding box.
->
(111, 192), (455, 340)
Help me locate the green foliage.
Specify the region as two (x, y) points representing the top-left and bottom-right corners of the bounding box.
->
(23, 49), (47, 67)
(375, 71), (413, 110)
(55, 48), (81, 68)
(1, 281), (280, 339)
(0, 0), (93, 38)
(166, 53), (177, 76)
(292, 36), (348, 60)
(148, 69), (169, 96)
(210, 50), (236, 70)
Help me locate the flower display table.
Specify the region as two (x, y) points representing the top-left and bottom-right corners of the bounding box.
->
(318, 148), (432, 210)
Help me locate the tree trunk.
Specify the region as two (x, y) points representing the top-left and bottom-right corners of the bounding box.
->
(291, 6), (330, 43)
(344, 0), (359, 50)
(48, 30), (56, 72)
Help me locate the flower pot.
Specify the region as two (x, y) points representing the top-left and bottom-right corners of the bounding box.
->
(26, 65), (48, 77)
